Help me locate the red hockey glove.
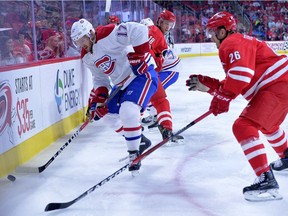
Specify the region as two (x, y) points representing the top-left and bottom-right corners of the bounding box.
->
(127, 52), (148, 76)
(89, 103), (108, 121)
(186, 74), (220, 94)
(86, 87), (109, 120)
(209, 87), (234, 116)
(88, 87), (109, 106)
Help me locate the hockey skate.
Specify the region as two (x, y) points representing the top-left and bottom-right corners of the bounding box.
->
(141, 115), (157, 124)
(128, 150), (141, 177)
(243, 169), (282, 202)
(270, 149), (288, 171)
(158, 125), (184, 146)
(142, 115), (159, 131)
(119, 134), (151, 163)
(139, 134), (152, 154)
(147, 119), (159, 130)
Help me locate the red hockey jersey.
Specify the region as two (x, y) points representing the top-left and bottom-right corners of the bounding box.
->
(219, 33), (288, 101)
(147, 25), (168, 72)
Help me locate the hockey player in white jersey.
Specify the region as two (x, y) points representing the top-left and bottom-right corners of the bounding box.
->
(71, 19), (158, 175)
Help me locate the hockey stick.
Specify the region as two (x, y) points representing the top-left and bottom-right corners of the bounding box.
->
(16, 85), (123, 173)
(44, 110), (212, 211)
(105, 0), (111, 20)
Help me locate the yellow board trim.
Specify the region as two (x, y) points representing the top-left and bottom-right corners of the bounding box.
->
(0, 109), (84, 177)
(179, 53), (218, 58)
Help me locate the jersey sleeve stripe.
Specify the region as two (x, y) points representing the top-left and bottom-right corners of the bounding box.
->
(228, 66), (254, 75)
(242, 57), (288, 100)
(228, 73), (252, 83)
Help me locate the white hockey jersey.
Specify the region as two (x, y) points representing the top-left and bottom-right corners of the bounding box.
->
(81, 22), (156, 90)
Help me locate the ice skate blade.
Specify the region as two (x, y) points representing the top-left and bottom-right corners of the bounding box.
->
(164, 139), (185, 147)
(119, 156), (129, 163)
(244, 189), (283, 202)
(141, 121), (154, 126)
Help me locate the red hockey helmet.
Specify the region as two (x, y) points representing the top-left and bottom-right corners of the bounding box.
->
(159, 9), (176, 22)
(206, 11), (236, 32)
(108, 15), (120, 24)
(157, 9), (176, 31)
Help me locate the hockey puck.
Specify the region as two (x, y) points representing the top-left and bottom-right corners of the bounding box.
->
(7, 175), (16, 182)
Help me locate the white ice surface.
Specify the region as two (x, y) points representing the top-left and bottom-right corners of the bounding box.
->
(1, 56), (288, 216)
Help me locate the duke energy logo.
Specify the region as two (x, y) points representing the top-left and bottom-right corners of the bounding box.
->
(54, 69), (64, 114)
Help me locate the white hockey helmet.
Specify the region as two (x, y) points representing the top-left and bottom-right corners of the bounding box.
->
(140, 18), (154, 27)
(71, 18), (94, 44)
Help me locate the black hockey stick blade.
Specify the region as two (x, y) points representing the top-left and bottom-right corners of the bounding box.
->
(45, 164), (129, 211)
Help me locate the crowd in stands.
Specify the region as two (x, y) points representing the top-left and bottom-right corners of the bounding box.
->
(0, 0), (287, 67)
(242, 1), (288, 41)
(0, 1), (81, 67)
(158, 0), (288, 43)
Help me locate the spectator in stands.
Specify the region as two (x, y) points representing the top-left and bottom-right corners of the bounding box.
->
(14, 30), (33, 62)
(181, 24), (191, 43)
(18, 25), (33, 50)
(267, 27), (278, 41)
(26, 20), (45, 51)
(38, 34), (64, 60)
(0, 35), (24, 66)
(268, 19), (276, 29)
(275, 20), (283, 30)
(37, 18), (58, 47)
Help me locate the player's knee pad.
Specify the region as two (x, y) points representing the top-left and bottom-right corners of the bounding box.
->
(232, 117), (259, 143)
(119, 101), (141, 124)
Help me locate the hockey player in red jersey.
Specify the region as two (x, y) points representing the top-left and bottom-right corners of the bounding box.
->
(139, 10), (183, 144)
(186, 11), (288, 201)
(151, 10), (181, 91)
(71, 19), (158, 175)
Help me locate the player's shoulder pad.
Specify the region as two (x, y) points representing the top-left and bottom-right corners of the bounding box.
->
(96, 24), (116, 41)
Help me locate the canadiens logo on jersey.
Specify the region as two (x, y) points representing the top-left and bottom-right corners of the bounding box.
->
(95, 55), (116, 75)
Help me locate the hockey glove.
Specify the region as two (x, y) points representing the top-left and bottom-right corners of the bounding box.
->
(86, 87), (109, 120)
(127, 52), (148, 76)
(89, 103), (108, 121)
(88, 87), (109, 106)
(186, 75), (220, 94)
(209, 87), (234, 116)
